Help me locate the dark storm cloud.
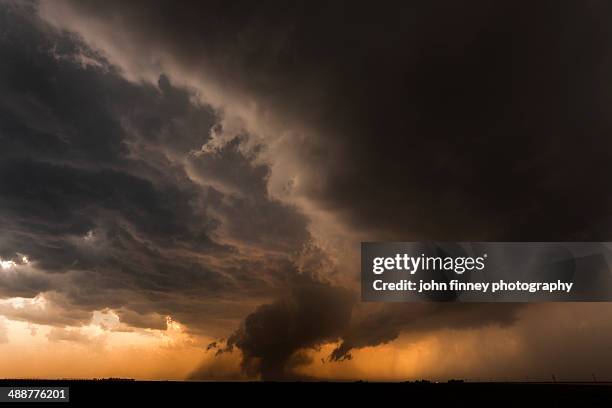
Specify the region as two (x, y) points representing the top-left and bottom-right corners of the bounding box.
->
(114, 308), (167, 331)
(187, 136), (310, 252)
(0, 261), (52, 298)
(329, 303), (522, 362)
(33, 0), (610, 376)
(6, 0), (612, 382)
(213, 274), (355, 380)
(47, 0), (612, 241)
(0, 291), (93, 327)
(0, 2), (312, 334)
(199, 281), (523, 380)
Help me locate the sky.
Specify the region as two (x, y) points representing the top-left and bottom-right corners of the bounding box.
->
(2, 0), (612, 381)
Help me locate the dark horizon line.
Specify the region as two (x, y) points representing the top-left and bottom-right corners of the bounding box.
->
(2, 378), (612, 385)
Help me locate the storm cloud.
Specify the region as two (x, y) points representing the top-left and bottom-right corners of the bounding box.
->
(330, 303), (522, 362)
(0, 1), (312, 335)
(199, 286), (523, 380)
(220, 274), (355, 380)
(1, 0), (612, 381)
(38, 0), (612, 241)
